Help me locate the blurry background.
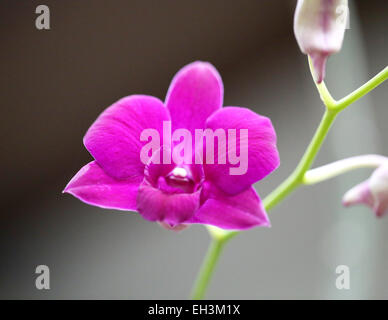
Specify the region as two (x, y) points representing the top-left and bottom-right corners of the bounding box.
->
(0, 0), (387, 299)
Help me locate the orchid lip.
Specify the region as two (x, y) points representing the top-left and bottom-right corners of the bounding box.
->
(156, 165), (202, 195)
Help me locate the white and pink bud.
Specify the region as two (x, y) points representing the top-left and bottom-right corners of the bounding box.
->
(343, 163), (388, 218)
(294, 0), (348, 83)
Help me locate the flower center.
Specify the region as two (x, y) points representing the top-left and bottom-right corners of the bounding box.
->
(165, 167), (195, 193)
(157, 166), (196, 194)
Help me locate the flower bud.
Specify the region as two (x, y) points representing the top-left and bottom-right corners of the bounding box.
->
(343, 163), (388, 217)
(294, 0), (348, 83)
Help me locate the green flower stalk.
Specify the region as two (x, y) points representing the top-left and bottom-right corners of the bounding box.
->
(191, 61), (388, 300)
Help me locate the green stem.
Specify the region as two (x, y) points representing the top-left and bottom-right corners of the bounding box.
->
(336, 66), (388, 111)
(191, 236), (228, 300)
(190, 109), (338, 300)
(262, 64), (388, 210)
(190, 62), (388, 300)
(263, 108), (338, 210)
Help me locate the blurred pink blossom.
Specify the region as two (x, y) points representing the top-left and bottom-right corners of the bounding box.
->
(343, 161), (388, 217)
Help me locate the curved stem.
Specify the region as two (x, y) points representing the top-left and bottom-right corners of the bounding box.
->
(190, 62), (388, 300)
(308, 58), (388, 112)
(336, 66), (388, 111)
(190, 236), (227, 300)
(263, 108), (338, 210)
(304, 154), (387, 185)
(190, 107), (337, 299)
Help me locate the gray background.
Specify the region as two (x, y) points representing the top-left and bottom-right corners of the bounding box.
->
(0, 0), (387, 299)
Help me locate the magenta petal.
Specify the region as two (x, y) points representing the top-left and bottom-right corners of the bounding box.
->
(63, 161), (141, 210)
(165, 61), (223, 135)
(84, 95), (170, 180)
(204, 107), (279, 195)
(189, 183), (270, 230)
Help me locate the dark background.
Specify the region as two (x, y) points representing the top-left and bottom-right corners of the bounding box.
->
(0, 0), (387, 299)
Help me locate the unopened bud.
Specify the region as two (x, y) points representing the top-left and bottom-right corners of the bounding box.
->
(294, 0), (348, 83)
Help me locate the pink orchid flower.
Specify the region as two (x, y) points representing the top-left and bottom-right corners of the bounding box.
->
(343, 162), (388, 218)
(64, 62), (280, 230)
